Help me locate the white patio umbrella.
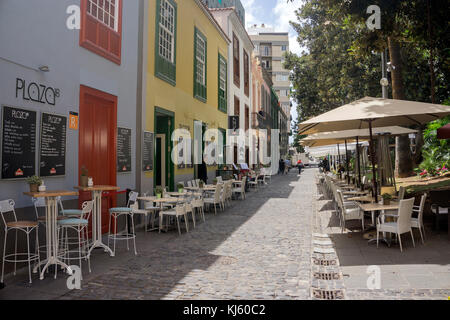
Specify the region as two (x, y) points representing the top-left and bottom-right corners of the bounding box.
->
(301, 126), (417, 185)
(298, 97), (450, 201)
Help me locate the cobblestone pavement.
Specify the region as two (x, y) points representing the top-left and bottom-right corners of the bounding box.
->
(1, 168), (315, 300)
(314, 176), (450, 300)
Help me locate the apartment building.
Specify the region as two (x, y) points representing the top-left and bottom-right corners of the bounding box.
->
(249, 24), (290, 157)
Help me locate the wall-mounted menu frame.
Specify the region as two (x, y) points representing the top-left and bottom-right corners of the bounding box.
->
(142, 131), (154, 172)
(39, 112), (67, 177)
(1, 105), (37, 180)
(117, 127), (132, 173)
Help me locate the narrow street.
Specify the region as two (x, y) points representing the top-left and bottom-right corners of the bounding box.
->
(1, 168), (315, 300)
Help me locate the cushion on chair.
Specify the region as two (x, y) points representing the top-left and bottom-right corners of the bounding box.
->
(109, 207), (132, 213)
(61, 209), (83, 216)
(377, 222), (397, 232)
(57, 218), (89, 225)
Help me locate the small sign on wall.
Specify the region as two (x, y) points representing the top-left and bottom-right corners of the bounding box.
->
(69, 112), (78, 130)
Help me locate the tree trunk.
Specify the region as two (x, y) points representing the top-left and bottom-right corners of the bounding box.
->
(413, 126), (425, 166)
(427, 0), (436, 104)
(388, 37), (414, 177)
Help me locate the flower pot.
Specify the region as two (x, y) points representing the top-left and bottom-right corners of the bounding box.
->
(156, 193), (162, 199)
(382, 199), (390, 205)
(29, 184), (39, 193)
(80, 175), (88, 187)
(178, 188), (183, 193)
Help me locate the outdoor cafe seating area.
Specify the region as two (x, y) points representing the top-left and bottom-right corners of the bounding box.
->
(0, 167), (272, 285)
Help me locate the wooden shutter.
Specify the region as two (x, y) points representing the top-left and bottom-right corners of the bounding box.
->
(80, 0), (122, 65)
(233, 33), (240, 87)
(218, 54), (227, 113)
(154, 0), (177, 85)
(244, 51), (249, 96)
(194, 28), (207, 101)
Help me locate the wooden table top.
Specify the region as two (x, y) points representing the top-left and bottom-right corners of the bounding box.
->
(74, 185), (120, 191)
(343, 190), (370, 195)
(137, 197), (181, 203)
(24, 190), (79, 198)
(359, 201), (400, 212)
(347, 196), (375, 202)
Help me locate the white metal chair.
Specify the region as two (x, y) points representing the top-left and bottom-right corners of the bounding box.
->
(159, 203), (189, 235)
(377, 198), (415, 252)
(411, 194), (427, 244)
(216, 176), (223, 183)
(108, 191), (138, 256)
(132, 194), (159, 233)
(191, 198), (205, 223)
(247, 172), (258, 190)
(57, 200), (93, 279)
(336, 190), (364, 232)
(204, 183), (223, 215)
(1, 199), (40, 284)
(263, 168), (272, 184)
(232, 177), (246, 200)
(187, 181), (193, 187)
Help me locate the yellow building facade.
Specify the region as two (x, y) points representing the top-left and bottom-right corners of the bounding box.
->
(146, 0), (230, 191)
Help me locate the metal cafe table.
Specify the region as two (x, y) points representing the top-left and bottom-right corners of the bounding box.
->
(74, 185), (119, 257)
(23, 190), (78, 280)
(358, 201), (401, 246)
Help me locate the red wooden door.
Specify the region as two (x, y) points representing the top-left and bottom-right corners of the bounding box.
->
(79, 85), (117, 235)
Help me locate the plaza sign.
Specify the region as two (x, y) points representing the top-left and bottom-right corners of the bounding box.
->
(16, 78), (60, 106)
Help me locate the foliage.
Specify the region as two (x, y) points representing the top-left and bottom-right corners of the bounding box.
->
(286, 0), (449, 151)
(26, 175), (42, 185)
(381, 193), (392, 200)
(155, 186), (164, 195)
(80, 165), (88, 177)
(177, 183), (184, 189)
(417, 115), (450, 177)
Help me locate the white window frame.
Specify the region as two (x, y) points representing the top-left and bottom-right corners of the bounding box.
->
(87, 0), (119, 32)
(158, 0), (175, 63)
(196, 34), (206, 86)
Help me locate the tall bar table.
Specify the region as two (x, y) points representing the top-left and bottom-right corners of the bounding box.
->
(74, 185), (119, 257)
(24, 190), (78, 280)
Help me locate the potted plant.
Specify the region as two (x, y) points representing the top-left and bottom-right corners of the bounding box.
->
(381, 193), (392, 205)
(177, 183), (184, 193)
(199, 180), (204, 189)
(26, 175), (42, 193)
(212, 178), (218, 185)
(155, 186), (164, 199)
(80, 165), (89, 187)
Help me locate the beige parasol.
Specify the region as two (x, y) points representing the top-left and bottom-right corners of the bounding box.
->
(298, 97), (450, 201)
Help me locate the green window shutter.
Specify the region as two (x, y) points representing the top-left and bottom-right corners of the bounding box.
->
(194, 27), (207, 102)
(155, 0), (177, 86)
(218, 54), (227, 113)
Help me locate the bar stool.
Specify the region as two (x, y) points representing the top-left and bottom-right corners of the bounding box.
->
(57, 200), (93, 279)
(108, 191), (138, 255)
(1, 199), (40, 284)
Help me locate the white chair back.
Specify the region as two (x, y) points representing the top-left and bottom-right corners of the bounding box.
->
(176, 204), (186, 215)
(398, 186), (406, 200)
(397, 198), (415, 234)
(81, 200), (94, 220)
(216, 176), (223, 183)
(214, 183), (222, 202)
(0, 199), (17, 226)
(417, 194), (427, 224)
(128, 191), (139, 206)
(187, 180), (192, 187)
(195, 179), (200, 187)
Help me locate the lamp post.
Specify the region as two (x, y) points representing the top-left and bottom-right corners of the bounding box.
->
(380, 49), (389, 99)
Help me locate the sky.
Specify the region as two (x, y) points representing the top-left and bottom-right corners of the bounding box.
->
(241, 0), (305, 143)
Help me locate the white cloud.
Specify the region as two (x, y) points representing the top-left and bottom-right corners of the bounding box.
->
(273, 0), (305, 56)
(241, 0), (266, 29)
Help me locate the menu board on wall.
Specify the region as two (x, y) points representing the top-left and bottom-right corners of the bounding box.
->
(117, 127), (132, 173)
(1, 105), (37, 179)
(142, 131), (154, 172)
(39, 113), (67, 177)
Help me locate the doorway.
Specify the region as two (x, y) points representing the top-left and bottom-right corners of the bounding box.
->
(155, 134), (166, 188)
(79, 85), (117, 235)
(154, 107), (174, 191)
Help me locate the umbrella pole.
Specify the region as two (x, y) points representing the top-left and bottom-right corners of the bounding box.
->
(369, 120), (378, 202)
(356, 136), (361, 188)
(345, 139), (350, 184)
(337, 143), (341, 179)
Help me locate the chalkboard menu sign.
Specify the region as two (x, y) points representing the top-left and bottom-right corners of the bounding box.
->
(1, 105), (37, 179)
(142, 131), (154, 172)
(39, 113), (67, 177)
(117, 127), (132, 173)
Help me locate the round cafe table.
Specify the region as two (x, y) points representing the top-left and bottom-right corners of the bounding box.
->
(74, 185), (119, 257)
(23, 190), (78, 280)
